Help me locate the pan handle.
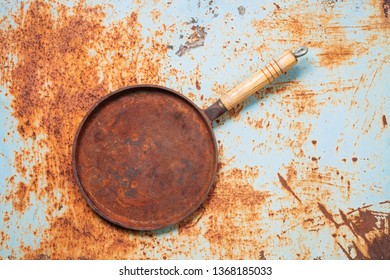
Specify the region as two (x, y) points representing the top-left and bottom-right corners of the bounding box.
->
(204, 46), (308, 122)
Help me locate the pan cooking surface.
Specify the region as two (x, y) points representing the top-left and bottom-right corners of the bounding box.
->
(73, 86), (217, 230)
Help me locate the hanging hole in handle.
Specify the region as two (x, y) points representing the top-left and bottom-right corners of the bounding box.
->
(293, 46), (308, 58)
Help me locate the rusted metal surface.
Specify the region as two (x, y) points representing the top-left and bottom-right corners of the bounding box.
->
(73, 85), (217, 230)
(0, 0), (389, 259)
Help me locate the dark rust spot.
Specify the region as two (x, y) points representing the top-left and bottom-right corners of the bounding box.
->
(277, 173), (302, 203)
(311, 140), (317, 145)
(383, 115), (388, 128)
(258, 250), (267, 260)
(195, 79), (201, 90)
(12, 182), (30, 213)
(384, 0), (390, 18)
(273, 3), (281, 10)
(352, 157), (358, 162)
(336, 242), (353, 260)
(351, 210), (378, 236)
(367, 229), (390, 259)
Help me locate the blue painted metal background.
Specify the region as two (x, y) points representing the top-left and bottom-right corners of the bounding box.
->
(0, 0), (389, 259)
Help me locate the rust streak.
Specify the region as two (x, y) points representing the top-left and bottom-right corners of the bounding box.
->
(365, 66), (380, 98)
(317, 203), (339, 228)
(277, 173), (301, 203)
(336, 242), (353, 260)
(383, 115), (388, 128)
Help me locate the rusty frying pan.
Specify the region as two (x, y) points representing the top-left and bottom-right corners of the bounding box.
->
(72, 47), (308, 230)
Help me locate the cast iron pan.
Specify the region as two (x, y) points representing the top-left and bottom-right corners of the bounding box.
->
(72, 47), (308, 230)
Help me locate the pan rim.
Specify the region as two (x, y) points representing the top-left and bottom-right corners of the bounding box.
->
(72, 84), (218, 231)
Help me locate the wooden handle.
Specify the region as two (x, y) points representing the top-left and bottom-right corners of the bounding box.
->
(220, 50), (298, 110)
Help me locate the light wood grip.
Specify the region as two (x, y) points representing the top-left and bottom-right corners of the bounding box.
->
(220, 50), (297, 110)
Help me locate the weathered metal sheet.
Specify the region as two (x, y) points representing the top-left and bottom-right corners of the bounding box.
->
(0, 0), (389, 260)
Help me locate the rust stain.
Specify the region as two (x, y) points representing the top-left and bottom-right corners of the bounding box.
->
(251, 2), (382, 68)
(318, 201), (390, 259)
(383, 115), (388, 128)
(150, 9), (161, 22)
(247, 116), (263, 129)
(352, 210), (378, 236)
(338, 208), (389, 259)
(277, 173), (302, 203)
(277, 82), (320, 118)
(0, 230), (10, 247)
(317, 202), (339, 228)
(203, 165), (270, 259)
(195, 79), (201, 90)
(336, 242), (353, 260)
(12, 182), (30, 213)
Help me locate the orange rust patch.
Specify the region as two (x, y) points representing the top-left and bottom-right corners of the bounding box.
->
(150, 9), (161, 22)
(203, 165), (270, 259)
(2, 211), (10, 223)
(0, 230), (10, 247)
(247, 116), (263, 129)
(12, 182), (31, 213)
(352, 210), (378, 236)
